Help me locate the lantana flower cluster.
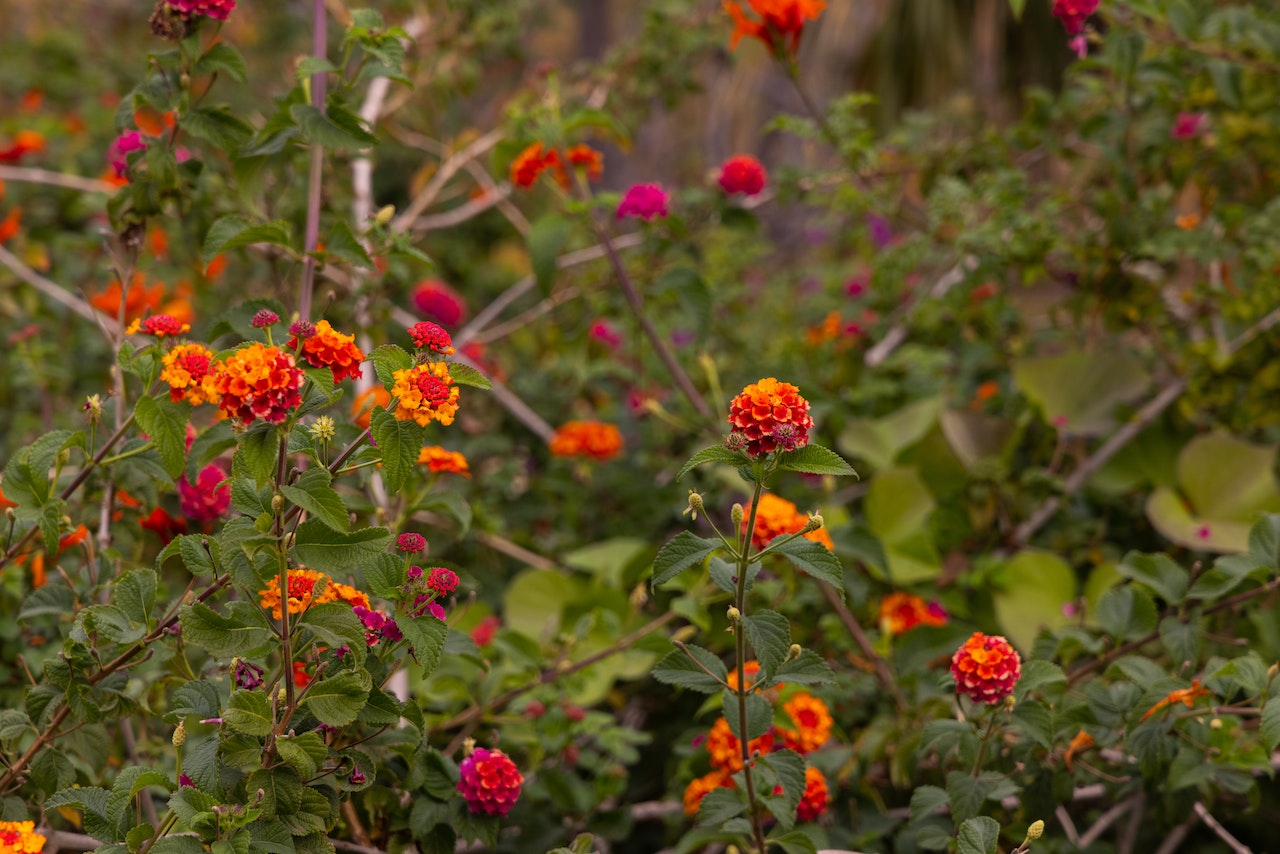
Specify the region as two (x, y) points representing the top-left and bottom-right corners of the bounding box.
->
(510, 142), (604, 190)
(725, 0), (827, 55)
(950, 631), (1022, 704)
(0, 820), (46, 853)
(728, 377), (814, 457)
(418, 445), (471, 476)
(879, 591), (948, 635)
(683, 664), (833, 820)
(457, 746), (525, 817)
(549, 420), (624, 461)
(258, 568), (370, 620)
(289, 319), (365, 382)
(402, 565), (459, 622)
(390, 361), (461, 427)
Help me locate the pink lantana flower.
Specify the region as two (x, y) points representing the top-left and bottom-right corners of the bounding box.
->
(617, 183), (669, 221)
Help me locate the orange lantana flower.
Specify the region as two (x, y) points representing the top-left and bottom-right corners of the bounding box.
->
(289, 319), (365, 382)
(0, 819), (47, 853)
(879, 592), (948, 635)
(724, 0), (826, 55)
(258, 569), (370, 620)
(212, 343), (305, 426)
(727, 377), (814, 457)
(549, 421), (624, 461)
(351, 386), (391, 430)
(1140, 680), (1212, 722)
(683, 769), (732, 816)
(162, 343), (220, 406)
(391, 361), (461, 427)
(706, 716), (774, 772)
(509, 142), (566, 190)
(0, 208), (20, 243)
(778, 691), (833, 754)
(744, 493), (832, 551)
(565, 144), (604, 181)
(89, 273), (165, 322)
(418, 445), (471, 477)
(1064, 729), (1095, 772)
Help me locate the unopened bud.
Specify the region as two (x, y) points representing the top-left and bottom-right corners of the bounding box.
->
(684, 490), (704, 521)
(375, 205), (395, 226)
(787, 643), (802, 661)
(629, 583), (648, 608)
(726, 606), (741, 623)
(56, 449), (70, 468)
(1025, 820), (1044, 841)
(731, 504), (744, 527)
(1268, 663), (1278, 680)
(5, 508), (14, 521)
(1210, 717), (1223, 729)
(172, 720), (186, 747)
(278, 688), (287, 704)
(271, 494), (285, 513)
(83, 394), (103, 422)
(1004, 694), (1016, 711)
(672, 625), (697, 643)
(807, 512), (824, 531)
(462, 737), (477, 757)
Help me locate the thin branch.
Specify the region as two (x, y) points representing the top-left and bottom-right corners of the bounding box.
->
(0, 244), (119, 330)
(1193, 801), (1253, 854)
(0, 165), (116, 194)
(864, 257), (975, 368)
(818, 581), (906, 713)
(1153, 813), (1199, 854)
(1078, 794), (1142, 848)
(297, 0), (328, 322)
(389, 128), (505, 234)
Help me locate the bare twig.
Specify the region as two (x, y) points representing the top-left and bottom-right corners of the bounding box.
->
(1153, 813), (1199, 854)
(1193, 801), (1253, 854)
(389, 128), (505, 234)
(0, 244), (119, 330)
(818, 581), (906, 713)
(297, 0), (329, 322)
(0, 165), (116, 194)
(1078, 794), (1141, 848)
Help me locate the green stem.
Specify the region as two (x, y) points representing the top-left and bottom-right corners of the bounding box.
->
(735, 480), (769, 854)
(98, 441), (154, 466)
(971, 710), (1002, 776)
(275, 438), (295, 712)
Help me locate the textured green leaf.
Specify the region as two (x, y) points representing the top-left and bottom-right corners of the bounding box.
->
(296, 603), (366, 665)
(740, 610), (790, 684)
(280, 468), (348, 533)
(651, 531), (721, 587)
(224, 689), (274, 737)
(757, 749), (805, 831)
(368, 344), (413, 388)
(766, 830), (818, 854)
(248, 766), (303, 821)
(447, 362), (492, 390)
(1261, 702), (1280, 753)
(697, 786), (747, 827)
(45, 786), (115, 841)
(770, 536), (843, 592)
(165, 680), (221, 722)
(956, 816), (1001, 854)
(369, 407), (422, 494)
(0, 710), (32, 741)
(291, 521), (391, 572)
(676, 446), (747, 481)
(115, 569), (157, 628)
(527, 214), (572, 296)
(651, 646), (726, 693)
(291, 103), (376, 150)
(233, 420), (281, 488)
(775, 444), (858, 477)
(767, 650), (835, 688)
(134, 395), (190, 479)
(182, 107), (253, 149)
(1096, 586), (1158, 641)
(203, 216), (294, 264)
(397, 611), (448, 677)
(3, 430), (75, 507)
(276, 732), (329, 780)
(323, 218), (373, 268)
(192, 42), (248, 82)
(909, 784), (949, 822)
(180, 601), (274, 658)
(302, 670), (372, 727)
(107, 766), (172, 828)
(1117, 551), (1189, 603)
(722, 690), (771, 742)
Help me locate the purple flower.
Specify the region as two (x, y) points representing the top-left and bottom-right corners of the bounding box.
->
(179, 774), (194, 788)
(398, 532), (427, 554)
(1172, 112), (1207, 140)
(589, 320), (622, 350)
(427, 602), (446, 621)
(349, 766), (367, 785)
(251, 309), (280, 329)
(867, 214), (894, 250)
(616, 183), (669, 221)
(232, 659), (263, 691)
(109, 131), (147, 176)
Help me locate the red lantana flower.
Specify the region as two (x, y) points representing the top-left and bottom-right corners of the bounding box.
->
(727, 377), (814, 457)
(724, 0), (826, 55)
(289, 319), (364, 382)
(718, 154), (767, 196)
(950, 632), (1021, 704)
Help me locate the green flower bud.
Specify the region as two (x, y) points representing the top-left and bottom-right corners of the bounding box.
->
(375, 205), (396, 226)
(683, 490), (704, 521)
(731, 504), (744, 527)
(271, 494), (285, 514)
(172, 720), (186, 747)
(787, 643), (802, 661)
(726, 606), (741, 622)
(1026, 820), (1044, 840)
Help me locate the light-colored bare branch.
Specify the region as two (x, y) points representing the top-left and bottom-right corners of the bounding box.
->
(0, 165), (116, 194)
(1193, 802), (1252, 854)
(0, 244), (119, 331)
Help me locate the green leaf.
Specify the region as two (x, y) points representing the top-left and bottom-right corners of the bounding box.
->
(248, 766), (303, 821)
(946, 772), (988, 825)
(909, 784), (949, 823)
(364, 553), (404, 599)
(3, 430), (75, 507)
(280, 468), (348, 533)
(296, 603), (366, 666)
(1096, 586), (1158, 641)
(697, 787), (747, 827)
(527, 214), (573, 296)
(1248, 514), (1280, 569)
(134, 395), (191, 479)
(165, 680), (221, 722)
(233, 420), (281, 488)
(180, 601), (273, 658)
(290, 521), (391, 572)
(76, 604), (145, 645)
(837, 397), (941, 472)
(756, 749), (805, 830)
(290, 103), (377, 150)
(957, 816), (1001, 854)
(115, 569), (157, 628)
(18, 583), (74, 620)
(192, 42), (248, 82)
(186, 420), (237, 482)
(1261, 702), (1280, 753)
(397, 612), (448, 677)
(1117, 551), (1189, 604)
(447, 362), (492, 390)
(277, 732), (328, 780)
(247, 821), (296, 854)
(651, 645), (726, 693)
(775, 444), (858, 477)
(767, 830), (818, 854)
(1014, 347), (1149, 436)
(676, 446), (747, 481)
(1187, 553), (1267, 600)
(370, 408), (422, 494)
(0, 710), (31, 741)
(369, 344), (413, 388)
(323, 218), (373, 268)
(651, 531), (721, 588)
(1014, 660), (1066, 700)
(182, 107), (253, 150)
(203, 216), (295, 265)
(770, 536), (843, 592)
(740, 610), (790, 684)
(722, 690), (772, 742)
(767, 650), (835, 688)
(302, 671), (372, 727)
(920, 720), (978, 758)
(45, 786), (115, 841)
(295, 56), (339, 82)
(107, 766), (172, 831)
(992, 549), (1076, 651)
(224, 689), (274, 737)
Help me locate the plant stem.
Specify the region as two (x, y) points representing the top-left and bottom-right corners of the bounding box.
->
(971, 710), (1001, 776)
(297, 0), (328, 322)
(735, 480), (769, 854)
(276, 437), (296, 711)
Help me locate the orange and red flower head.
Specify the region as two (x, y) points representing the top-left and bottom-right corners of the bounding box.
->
(162, 343), (220, 406)
(744, 493), (832, 551)
(796, 766), (830, 821)
(549, 421), (624, 461)
(683, 769), (733, 816)
(879, 592), (948, 635)
(778, 692), (832, 754)
(950, 632), (1021, 705)
(391, 362), (461, 427)
(128, 314), (190, 338)
(728, 377), (814, 457)
(0, 820), (46, 853)
(706, 715), (775, 772)
(213, 342), (305, 426)
(418, 445), (471, 476)
(724, 0), (826, 55)
(289, 319), (364, 382)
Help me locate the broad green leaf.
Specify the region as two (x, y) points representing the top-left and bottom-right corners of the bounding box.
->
(502, 568), (576, 639)
(203, 215), (294, 265)
(368, 344), (413, 388)
(992, 549), (1076, 651)
(527, 214), (573, 296)
(247, 821), (296, 854)
(247, 766), (303, 821)
(182, 107), (253, 150)
(651, 646), (726, 693)
(676, 446), (747, 481)
(1013, 348), (1149, 436)
(1117, 551), (1189, 603)
(370, 407), (422, 494)
(956, 816), (1001, 854)
(697, 787), (747, 827)
(323, 218), (373, 268)
(1248, 514), (1280, 568)
(165, 680), (221, 722)
(276, 732), (328, 780)
(939, 410), (1015, 470)
(1096, 586), (1158, 641)
(223, 689), (273, 737)
(45, 786), (115, 841)
(775, 444), (857, 477)
(280, 468), (348, 533)
(1261, 702), (1280, 753)
(180, 601), (274, 658)
(397, 611), (448, 677)
(186, 419), (237, 482)
(756, 749), (805, 831)
(770, 536), (843, 593)
(837, 397), (941, 472)
(740, 610), (790, 683)
(19, 583), (74, 620)
(296, 603), (366, 666)
(909, 784), (949, 823)
(192, 42), (248, 82)
(134, 395), (190, 479)
(768, 650), (835, 688)
(233, 421), (281, 488)
(865, 466), (934, 542)
(107, 766), (172, 830)
(722, 690), (771, 742)
(651, 531), (721, 587)
(447, 362), (492, 390)
(364, 553), (404, 599)
(564, 537), (649, 588)
(291, 103), (377, 150)
(1187, 553), (1267, 600)
(302, 670), (372, 727)
(1181, 433), (1280, 519)
(3, 430), (75, 507)
(0, 710), (31, 741)
(291, 521), (391, 572)
(114, 569), (157, 627)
